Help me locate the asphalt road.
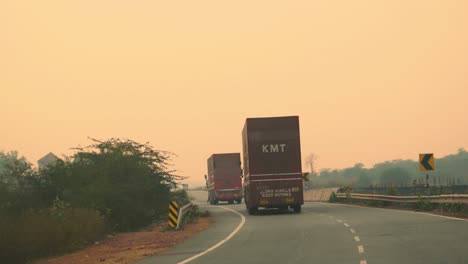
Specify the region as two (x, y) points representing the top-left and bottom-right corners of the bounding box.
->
(139, 191), (468, 264)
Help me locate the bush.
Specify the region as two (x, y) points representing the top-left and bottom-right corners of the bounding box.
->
(440, 203), (465, 213)
(41, 138), (182, 232)
(329, 192), (338, 203)
(170, 189), (191, 206)
(0, 139), (183, 262)
(414, 197), (435, 211)
(0, 208), (107, 264)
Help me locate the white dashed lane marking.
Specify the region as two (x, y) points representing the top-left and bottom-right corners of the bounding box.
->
(358, 245), (365, 253)
(325, 215), (367, 264)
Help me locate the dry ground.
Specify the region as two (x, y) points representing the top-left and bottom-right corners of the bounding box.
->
(35, 217), (212, 264)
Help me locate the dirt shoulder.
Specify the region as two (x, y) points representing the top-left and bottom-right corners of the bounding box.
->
(35, 217), (212, 264)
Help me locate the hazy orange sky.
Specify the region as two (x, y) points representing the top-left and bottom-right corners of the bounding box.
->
(2, 1), (467, 186)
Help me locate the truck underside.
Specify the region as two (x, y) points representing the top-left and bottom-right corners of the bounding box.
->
(208, 188), (242, 205)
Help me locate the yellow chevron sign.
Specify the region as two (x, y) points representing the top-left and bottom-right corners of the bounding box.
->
(419, 153), (435, 171)
(168, 201), (179, 228)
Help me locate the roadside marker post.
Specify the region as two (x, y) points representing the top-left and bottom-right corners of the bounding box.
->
(168, 201), (179, 228)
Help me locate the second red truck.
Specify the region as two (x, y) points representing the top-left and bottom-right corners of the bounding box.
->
(206, 153), (243, 204)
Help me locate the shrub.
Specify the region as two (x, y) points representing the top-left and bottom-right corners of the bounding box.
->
(41, 138), (182, 232)
(170, 189), (191, 206)
(0, 208), (107, 264)
(329, 192), (338, 203)
(415, 197), (434, 211)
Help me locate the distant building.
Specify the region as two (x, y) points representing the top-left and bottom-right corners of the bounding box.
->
(182, 184), (189, 190)
(38, 152), (60, 170)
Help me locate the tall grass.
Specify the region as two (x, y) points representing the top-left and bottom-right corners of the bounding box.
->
(0, 208), (107, 264)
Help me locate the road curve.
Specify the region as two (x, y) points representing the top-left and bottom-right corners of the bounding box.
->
(139, 191), (468, 264)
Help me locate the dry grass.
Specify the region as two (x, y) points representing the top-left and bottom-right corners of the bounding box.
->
(35, 217), (212, 264)
(0, 208), (107, 264)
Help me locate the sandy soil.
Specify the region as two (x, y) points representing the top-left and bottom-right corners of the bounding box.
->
(35, 217), (212, 264)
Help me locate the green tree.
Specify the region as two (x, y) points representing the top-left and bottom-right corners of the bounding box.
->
(380, 167), (410, 186)
(0, 151), (32, 190)
(42, 138), (183, 231)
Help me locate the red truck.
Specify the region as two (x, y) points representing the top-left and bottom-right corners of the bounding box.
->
(206, 153), (243, 205)
(242, 116), (304, 214)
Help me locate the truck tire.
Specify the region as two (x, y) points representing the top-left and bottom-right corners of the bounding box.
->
(293, 205), (301, 213)
(214, 199), (219, 205)
(236, 199), (242, 204)
(228, 200), (234, 204)
(247, 207), (257, 215)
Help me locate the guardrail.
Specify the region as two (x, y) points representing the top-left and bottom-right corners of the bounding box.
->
(350, 185), (468, 196)
(176, 202), (194, 229)
(336, 193), (468, 204)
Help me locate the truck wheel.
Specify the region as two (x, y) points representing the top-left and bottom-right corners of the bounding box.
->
(214, 199), (219, 205)
(236, 199), (242, 204)
(247, 207), (257, 215)
(293, 205), (301, 213)
(228, 200), (234, 204)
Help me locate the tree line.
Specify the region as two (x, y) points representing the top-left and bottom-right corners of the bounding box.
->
(308, 148), (468, 188)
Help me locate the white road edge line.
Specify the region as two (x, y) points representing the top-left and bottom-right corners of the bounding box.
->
(360, 260), (367, 264)
(358, 245), (364, 253)
(344, 223), (350, 227)
(350, 229), (356, 234)
(354, 236), (360, 242)
(337, 219), (343, 223)
(177, 206), (246, 264)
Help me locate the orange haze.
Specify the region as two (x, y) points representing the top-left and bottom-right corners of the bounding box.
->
(2, 0), (467, 187)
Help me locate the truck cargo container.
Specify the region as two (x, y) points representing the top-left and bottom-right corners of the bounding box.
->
(242, 116), (304, 214)
(206, 153), (243, 204)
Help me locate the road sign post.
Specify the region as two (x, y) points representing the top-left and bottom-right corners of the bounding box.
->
(419, 154), (434, 189)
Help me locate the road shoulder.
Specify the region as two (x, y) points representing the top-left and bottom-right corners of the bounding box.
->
(35, 217), (212, 264)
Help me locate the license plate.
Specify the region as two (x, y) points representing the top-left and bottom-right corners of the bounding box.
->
(286, 197), (294, 203)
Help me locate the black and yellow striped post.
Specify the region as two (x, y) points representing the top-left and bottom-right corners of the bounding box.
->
(168, 201), (179, 228)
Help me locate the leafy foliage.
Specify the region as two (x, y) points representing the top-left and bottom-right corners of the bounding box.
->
(0, 207), (107, 264)
(0, 138), (185, 263)
(0, 151), (33, 190)
(380, 167), (410, 186)
(328, 192), (338, 203)
(42, 138), (182, 231)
